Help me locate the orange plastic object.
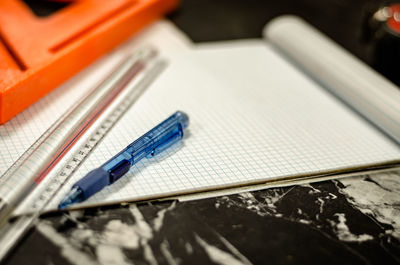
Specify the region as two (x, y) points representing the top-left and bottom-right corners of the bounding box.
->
(0, 0), (178, 124)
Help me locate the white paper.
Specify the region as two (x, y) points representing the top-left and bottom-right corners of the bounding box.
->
(44, 41), (400, 211)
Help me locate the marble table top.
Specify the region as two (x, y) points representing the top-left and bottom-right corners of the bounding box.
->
(4, 170), (400, 265)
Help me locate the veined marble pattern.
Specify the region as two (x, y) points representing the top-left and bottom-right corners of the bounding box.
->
(5, 171), (400, 265)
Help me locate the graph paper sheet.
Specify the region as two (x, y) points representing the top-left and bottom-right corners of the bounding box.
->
(39, 40), (400, 211)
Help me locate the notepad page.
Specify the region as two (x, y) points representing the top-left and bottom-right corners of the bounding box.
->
(45, 40), (400, 211)
(0, 20), (192, 179)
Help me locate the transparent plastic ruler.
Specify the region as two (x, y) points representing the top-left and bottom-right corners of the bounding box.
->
(25, 59), (167, 214)
(0, 48), (166, 261)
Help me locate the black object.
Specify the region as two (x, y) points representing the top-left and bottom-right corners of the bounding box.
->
(23, 0), (70, 17)
(363, 2), (400, 85)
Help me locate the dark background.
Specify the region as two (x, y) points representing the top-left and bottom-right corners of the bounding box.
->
(167, 0), (398, 84)
(169, 0), (375, 61)
(24, 0), (398, 85)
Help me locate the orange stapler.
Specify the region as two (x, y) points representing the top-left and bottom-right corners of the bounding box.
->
(0, 0), (178, 124)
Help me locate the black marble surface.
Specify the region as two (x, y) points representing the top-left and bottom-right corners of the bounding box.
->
(5, 172), (400, 265)
(4, 1), (400, 264)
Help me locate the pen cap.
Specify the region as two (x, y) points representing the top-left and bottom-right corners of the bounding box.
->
(175, 111), (189, 129)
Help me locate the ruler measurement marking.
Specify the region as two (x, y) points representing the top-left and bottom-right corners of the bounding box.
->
(27, 60), (166, 212)
(33, 100), (114, 209)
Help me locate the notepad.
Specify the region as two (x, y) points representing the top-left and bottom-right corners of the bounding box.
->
(45, 41), (400, 210)
(3, 18), (400, 214)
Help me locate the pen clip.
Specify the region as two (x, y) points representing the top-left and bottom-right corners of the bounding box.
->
(109, 159), (131, 183)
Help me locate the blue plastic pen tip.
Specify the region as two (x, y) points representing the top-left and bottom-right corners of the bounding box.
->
(58, 186), (84, 209)
(58, 202), (69, 210)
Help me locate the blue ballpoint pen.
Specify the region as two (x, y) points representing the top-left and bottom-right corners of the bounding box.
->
(58, 111), (189, 209)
